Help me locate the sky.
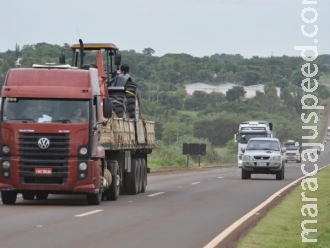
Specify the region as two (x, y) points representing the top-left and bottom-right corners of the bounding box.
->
(0, 0), (329, 58)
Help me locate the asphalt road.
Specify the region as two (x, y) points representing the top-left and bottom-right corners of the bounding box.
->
(0, 146), (328, 248)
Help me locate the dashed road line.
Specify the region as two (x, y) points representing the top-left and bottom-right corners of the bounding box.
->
(74, 210), (103, 217)
(191, 182), (201, 185)
(148, 192), (165, 197)
(217, 177), (224, 179)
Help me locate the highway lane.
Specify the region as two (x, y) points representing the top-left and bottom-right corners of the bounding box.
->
(0, 148), (329, 248)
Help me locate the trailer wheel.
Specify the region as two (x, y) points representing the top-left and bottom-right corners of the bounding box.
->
(35, 192), (48, 200)
(103, 167), (120, 201)
(22, 192), (35, 200)
(137, 160), (142, 194)
(1, 191), (17, 205)
(126, 158), (139, 195)
(140, 158), (147, 193)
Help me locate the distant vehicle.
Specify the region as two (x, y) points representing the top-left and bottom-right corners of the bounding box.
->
(241, 137), (285, 180)
(234, 120), (275, 168)
(312, 146), (321, 155)
(282, 140), (301, 163)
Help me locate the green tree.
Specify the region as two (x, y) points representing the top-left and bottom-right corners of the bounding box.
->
(243, 70), (261, 86)
(226, 86), (246, 101)
(142, 48), (155, 56)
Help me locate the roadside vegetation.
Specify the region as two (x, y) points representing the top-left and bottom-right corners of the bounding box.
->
(1, 43), (330, 170)
(237, 166), (330, 248)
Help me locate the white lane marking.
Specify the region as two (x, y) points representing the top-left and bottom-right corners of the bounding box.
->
(74, 210), (103, 217)
(191, 182), (201, 185)
(36, 225), (43, 228)
(217, 177), (223, 179)
(178, 186), (182, 188)
(148, 192), (165, 197)
(203, 164), (330, 248)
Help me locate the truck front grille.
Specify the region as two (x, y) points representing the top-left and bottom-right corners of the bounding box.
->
(19, 133), (70, 185)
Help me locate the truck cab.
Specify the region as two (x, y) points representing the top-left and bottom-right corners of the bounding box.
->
(235, 120), (274, 168)
(0, 65), (112, 204)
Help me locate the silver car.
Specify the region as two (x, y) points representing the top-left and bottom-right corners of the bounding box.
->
(241, 137), (286, 180)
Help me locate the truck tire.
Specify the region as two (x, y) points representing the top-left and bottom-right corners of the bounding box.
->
(276, 165), (284, 180)
(35, 192), (48, 200)
(86, 167), (103, 205)
(125, 81), (138, 119)
(140, 158), (147, 193)
(1, 191), (17, 205)
(110, 92), (126, 118)
(126, 158), (140, 195)
(103, 167), (120, 201)
(241, 169), (250, 179)
(22, 192), (35, 200)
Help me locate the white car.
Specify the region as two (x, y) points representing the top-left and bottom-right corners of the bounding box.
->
(241, 137), (286, 180)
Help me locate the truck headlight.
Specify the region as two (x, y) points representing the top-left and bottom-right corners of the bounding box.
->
(79, 147), (88, 155)
(2, 146), (10, 154)
(242, 155), (253, 161)
(2, 161), (10, 169)
(79, 162), (87, 171)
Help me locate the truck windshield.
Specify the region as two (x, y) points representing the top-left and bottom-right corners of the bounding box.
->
(238, 132), (267, 144)
(2, 98), (89, 123)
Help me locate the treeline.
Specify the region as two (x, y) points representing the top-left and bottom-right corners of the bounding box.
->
(0, 42), (330, 151)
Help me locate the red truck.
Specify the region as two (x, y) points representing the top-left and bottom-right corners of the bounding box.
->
(0, 40), (155, 205)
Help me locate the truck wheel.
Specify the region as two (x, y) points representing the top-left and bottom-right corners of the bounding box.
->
(241, 169), (250, 179)
(276, 165), (284, 180)
(110, 92), (126, 118)
(87, 167), (102, 205)
(1, 191), (17, 205)
(137, 160), (142, 194)
(35, 192), (48, 200)
(126, 158), (139, 195)
(103, 167), (120, 201)
(22, 192), (35, 200)
(140, 158), (147, 193)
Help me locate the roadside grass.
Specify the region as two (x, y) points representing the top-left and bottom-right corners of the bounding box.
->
(236, 166), (330, 248)
(214, 147), (236, 164)
(148, 146), (236, 172)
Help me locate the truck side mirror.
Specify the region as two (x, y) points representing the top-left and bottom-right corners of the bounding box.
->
(241, 147), (245, 153)
(103, 97), (113, 119)
(115, 54), (121, 66)
(281, 147), (286, 153)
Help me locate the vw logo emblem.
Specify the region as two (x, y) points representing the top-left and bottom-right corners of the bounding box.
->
(38, 137), (50, 149)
